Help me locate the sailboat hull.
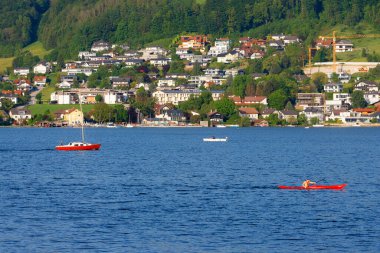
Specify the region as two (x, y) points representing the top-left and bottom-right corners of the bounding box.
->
(55, 143), (101, 151)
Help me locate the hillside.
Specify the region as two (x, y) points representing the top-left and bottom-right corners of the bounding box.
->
(1, 0), (380, 60)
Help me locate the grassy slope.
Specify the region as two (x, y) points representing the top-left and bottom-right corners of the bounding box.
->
(28, 104), (96, 116)
(0, 41), (51, 74)
(40, 86), (56, 103)
(0, 57), (14, 73)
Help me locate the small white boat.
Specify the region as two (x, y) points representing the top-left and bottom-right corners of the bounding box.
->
(203, 137), (228, 142)
(305, 126), (310, 129)
(312, 124), (325, 128)
(106, 122), (118, 128)
(125, 123), (134, 128)
(216, 125), (226, 128)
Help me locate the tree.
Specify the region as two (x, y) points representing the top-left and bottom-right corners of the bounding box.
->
(268, 89), (288, 110)
(36, 92), (42, 104)
(310, 72), (328, 92)
(0, 98), (14, 112)
(95, 94), (103, 103)
(93, 103), (113, 123)
(213, 97), (236, 118)
(310, 117), (320, 125)
(297, 114), (308, 126)
(351, 90), (368, 108)
(240, 116), (251, 127)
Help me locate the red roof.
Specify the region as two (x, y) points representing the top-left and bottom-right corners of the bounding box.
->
(239, 107), (259, 114)
(353, 108), (375, 113)
(34, 76), (46, 82)
(230, 96), (267, 106)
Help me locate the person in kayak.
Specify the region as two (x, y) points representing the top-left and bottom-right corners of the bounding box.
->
(302, 179), (316, 188)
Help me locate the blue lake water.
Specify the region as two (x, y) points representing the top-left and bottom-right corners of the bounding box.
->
(0, 127), (379, 252)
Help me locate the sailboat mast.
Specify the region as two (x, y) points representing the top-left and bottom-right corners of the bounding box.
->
(79, 92), (85, 143)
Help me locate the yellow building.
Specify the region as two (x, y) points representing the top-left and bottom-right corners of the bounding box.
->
(63, 108), (83, 126)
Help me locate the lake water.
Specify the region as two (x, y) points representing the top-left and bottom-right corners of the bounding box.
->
(0, 127), (379, 252)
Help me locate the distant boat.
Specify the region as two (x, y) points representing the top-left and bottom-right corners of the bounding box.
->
(125, 123), (134, 128)
(106, 122), (118, 128)
(203, 137), (228, 142)
(216, 125), (226, 128)
(226, 124), (239, 128)
(312, 124), (325, 128)
(305, 126), (310, 129)
(56, 93), (101, 151)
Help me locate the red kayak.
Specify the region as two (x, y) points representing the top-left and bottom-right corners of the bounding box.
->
(278, 184), (347, 190)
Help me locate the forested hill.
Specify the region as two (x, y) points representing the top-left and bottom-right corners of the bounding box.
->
(2, 0), (380, 59)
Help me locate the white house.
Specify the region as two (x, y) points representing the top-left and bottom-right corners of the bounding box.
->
(217, 50), (243, 64)
(62, 68), (93, 76)
(208, 38), (231, 57)
(364, 91), (380, 104)
(149, 58), (171, 67)
(33, 63), (51, 74)
(57, 81), (72, 89)
(34, 76), (47, 86)
(238, 107), (259, 121)
(153, 89), (224, 105)
(301, 107), (324, 123)
(335, 40), (353, 52)
(139, 46), (168, 60)
(324, 83), (343, 93)
(9, 108), (32, 123)
(14, 68), (30, 76)
(157, 78), (176, 87)
(0, 94), (18, 105)
(91, 41), (111, 52)
(354, 81), (379, 92)
(78, 51), (96, 60)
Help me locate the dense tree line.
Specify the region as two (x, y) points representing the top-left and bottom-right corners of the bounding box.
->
(0, 0), (49, 57)
(2, 0), (380, 59)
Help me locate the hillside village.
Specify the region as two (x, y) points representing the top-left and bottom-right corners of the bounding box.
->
(1, 33), (380, 127)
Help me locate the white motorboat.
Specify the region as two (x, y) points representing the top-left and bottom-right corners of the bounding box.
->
(203, 137), (228, 142)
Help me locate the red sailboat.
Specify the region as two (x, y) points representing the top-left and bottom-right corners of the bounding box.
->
(56, 93), (101, 151)
(278, 184), (347, 190)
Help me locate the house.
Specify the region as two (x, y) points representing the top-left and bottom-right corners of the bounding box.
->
(238, 107), (259, 121)
(208, 38), (231, 57)
(208, 111), (224, 123)
(179, 35), (208, 50)
(326, 109), (349, 122)
(252, 73), (267, 80)
(324, 83), (343, 93)
(62, 68), (93, 76)
(364, 91), (380, 104)
(261, 108), (278, 118)
(283, 35), (300, 45)
(354, 81), (379, 92)
(78, 51), (96, 60)
(110, 77), (131, 89)
(34, 76), (47, 87)
(57, 81), (72, 89)
(61, 75), (78, 84)
(54, 108), (83, 126)
(156, 108), (186, 123)
(14, 79), (32, 91)
(217, 50), (243, 63)
(268, 40), (284, 50)
(301, 107), (324, 123)
(204, 68), (225, 77)
(230, 96), (268, 106)
(239, 37), (251, 44)
(157, 78), (176, 88)
(91, 41), (111, 52)
(224, 68), (244, 77)
(33, 62), (51, 74)
(271, 34), (285, 40)
(335, 40), (353, 52)
(153, 89), (224, 105)
(139, 46), (168, 60)
(279, 110), (298, 123)
(315, 38), (333, 49)
(325, 93), (351, 111)
(250, 50), (265, 59)
(9, 108), (32, 123)
(149, 58), (171, 67)
(296, 93), (325, 109)
(124, 59), (144, 67)
(0, 94), (18, 105)
(14, 68), (30, 76)
(51, 89), (128, 105)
